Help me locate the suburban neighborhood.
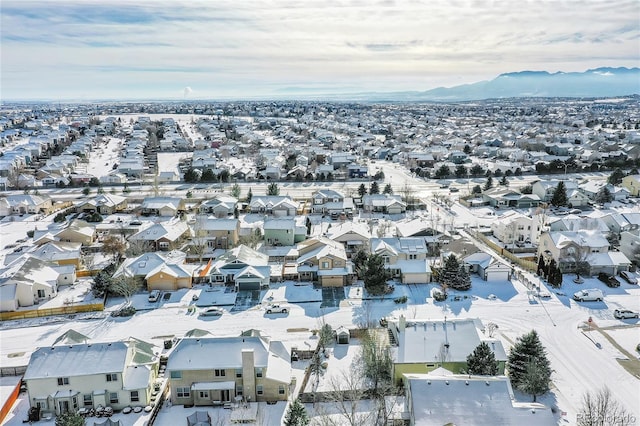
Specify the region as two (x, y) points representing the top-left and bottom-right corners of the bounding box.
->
(1, 98), (639, 425)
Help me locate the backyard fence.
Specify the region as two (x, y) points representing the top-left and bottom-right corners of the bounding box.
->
(474, 232), (537, 272)
(0, 302), (104, 321)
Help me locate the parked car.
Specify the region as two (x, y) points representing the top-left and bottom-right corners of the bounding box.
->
(619, 271), (638, 285)
(614, 309), (639, 319)
(200, 307), (223, 317)
(536, 290), (552, 299)
(265, 304), (289, 314)
(597, 272), (620, 288)
(573, 289), (604, 302)
(148, 290), (161, 302)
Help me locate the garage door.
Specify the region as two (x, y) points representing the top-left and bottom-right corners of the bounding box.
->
(237, 281), (261, 291)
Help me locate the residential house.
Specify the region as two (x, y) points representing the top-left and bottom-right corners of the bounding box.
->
(76, 194), (128, 215)
(249, 196), (298, 217)
(621, 174), (640, 196)
(362, 194), (407, 215)
(140, 197), (184, 217)
(326, 221), (371, 257)
(128, 220), (190, 251)
(620, 230), (640, 266)
(387, 316), (507, 384)
(531, 180), (588, 207)
(55, 220), (96, 246)
(403, 371), (555, 426)
(579, 181), (629, 201)
(29, 241), (82, 270)
(113, 251), (190, 291)
(296, 236), (353, 287)
(199, 195), (238, 218)
(482, 188), (541, 209)
(463, 253), (511, 281)
(24, 339), (159, 416)
(490, 211), (533, 247)
(0, 256), (61, 311)
(538, 230), (630, 275)
(5, 194), (53, 215)
(208, 245), (271, 291)
(311, 189), (355, 216)
(263, 218), (306, 247)
(191, 217), (240, 250)
(370, 238), (432, 284)
(166, 336), (292, 405)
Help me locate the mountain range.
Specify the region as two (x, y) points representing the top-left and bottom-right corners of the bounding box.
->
(318, 67), (640, 102)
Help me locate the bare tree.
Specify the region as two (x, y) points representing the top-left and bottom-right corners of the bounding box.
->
(102, 235), (126, 264)
(110, 275), (142, 306)
(578, 386), (632, 426)
(188, 217), (210, 262)
(126, 240), (154, 256)
(320, 368), (372, 426)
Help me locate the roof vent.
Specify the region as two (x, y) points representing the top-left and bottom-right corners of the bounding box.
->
(465, 381), (469, 386)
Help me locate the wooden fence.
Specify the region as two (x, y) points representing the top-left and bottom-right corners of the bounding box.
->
(0, 303), (104, 321)
(475, 232), (537, 272)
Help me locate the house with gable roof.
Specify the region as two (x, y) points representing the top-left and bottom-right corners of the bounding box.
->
(208, 245), (271, 291)
(403, 371), (555, 426)
(140, 197), (185, 217)
(295, 236), (353, 287)
(166, 336), (292, 405)
(0, 256), (63, 310)
(326, 221), (371, 257)
(311, 189), (355, 216)
(24, 338), (159, 416)
(370, 238), (432, 284)
(199, 195), (238, 218)
(387, 316), (507, 385)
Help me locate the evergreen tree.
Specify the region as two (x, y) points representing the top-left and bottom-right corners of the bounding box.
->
(518, 360), (550, 402)
(507, 330), (551, 396)
(472, 185), (482, 195)
(439, 254), (460, 288)
(352, 249), (369, 278)
(470, 164), (484, 177)
(246, 187), (253, 203)
(466, 342), (498, 376)
(455, 165), (468, 178)
(267, 182), (280, 196)
(499, 176), (509, 186)
(358, 183), (367, 197)
(370, 181), (380, 195)
(383, 183), (393, 194)
(607, 168), (624, 185)
(451, 263), (471, 291)
(537, 256), (546, 278)
(483, 176), (494, 191)
(594, 186), (613, 204)
(284, 399), (310, 426)
(435, 165), (451, 179)
(549, 262), (563, 288)
(363, 254), (388, 295)
(550, 181), (568, 207)
(230, 182), (241, 199)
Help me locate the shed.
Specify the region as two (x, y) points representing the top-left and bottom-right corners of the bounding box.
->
(335, 326), (350, 344)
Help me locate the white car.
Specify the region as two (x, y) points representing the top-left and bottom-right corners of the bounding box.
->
(265, 304), (289, 314)
(200, 307), (224, 317)
(614, 309), (639, 319)
(148, 290), (161, 302)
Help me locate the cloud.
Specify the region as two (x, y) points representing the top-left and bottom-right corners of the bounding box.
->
(1, 0), (638, 99)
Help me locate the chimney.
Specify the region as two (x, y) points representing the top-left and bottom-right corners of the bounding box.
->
(399, 315), (406, 332)
(242, 349), (256, 401)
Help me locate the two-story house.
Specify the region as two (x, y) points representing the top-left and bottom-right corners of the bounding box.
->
(199, 195), (238, 218)
(491, 211), (533, 247)
(23, 338), (159, 416)
(311, 189), (355, 216)
(263, 218), (307, 247)
(296, 237), (353, 287)
(326, 221), (371, 257)
(166, 336), (291, 406)
(370, 238), (432, 284)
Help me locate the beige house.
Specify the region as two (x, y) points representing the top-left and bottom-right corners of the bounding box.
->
(145, 263), (193, 291)
(166, 336), (292, 406)
(23, 339), (159, 416)
(622, 174), (640, 196)
(370, 238), (432, 284)
(296, 236), (353, 287)
(191, 217), (240, 251)
(55, 220), (96, 246)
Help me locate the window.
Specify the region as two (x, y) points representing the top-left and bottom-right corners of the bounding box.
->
(106, 373), (118, 382)
(235, 369), (242, 378)
(83, 394), (93, 407)
(130, 391), (139, 402)
(236, 386), (243, 396)
(35, 400), (48, 411)
(170, 371), (182, 379)
(256, 385), (263, 395)
(255, 368), (263, 378)
(37, 289), (46, 298)
(214, 369), (226, 377)
(383, 256), (390, 264)
(321, 261), (329, 269)
(278, 385), (285, 395)
(199, 391), (209, 399)
(408, 254), (417, 260)
(109, 392), (119, 404)
(176, 387), (190, 398)
(57, 377), (69, 386)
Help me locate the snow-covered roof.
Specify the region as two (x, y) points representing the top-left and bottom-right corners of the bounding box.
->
(406, 373), (555, 425)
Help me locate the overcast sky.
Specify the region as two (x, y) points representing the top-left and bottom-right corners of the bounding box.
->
(2, 0), (639, 100)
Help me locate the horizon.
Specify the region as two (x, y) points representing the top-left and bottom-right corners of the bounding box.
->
(2, 0), (639, 101)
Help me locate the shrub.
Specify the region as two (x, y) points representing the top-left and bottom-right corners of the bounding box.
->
(394, 296), (408, 304)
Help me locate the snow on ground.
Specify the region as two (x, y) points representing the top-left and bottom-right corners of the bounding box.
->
(606, 327), (640, 357)
(75, 136), (123, 178)
(156, 152), (192, 175)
